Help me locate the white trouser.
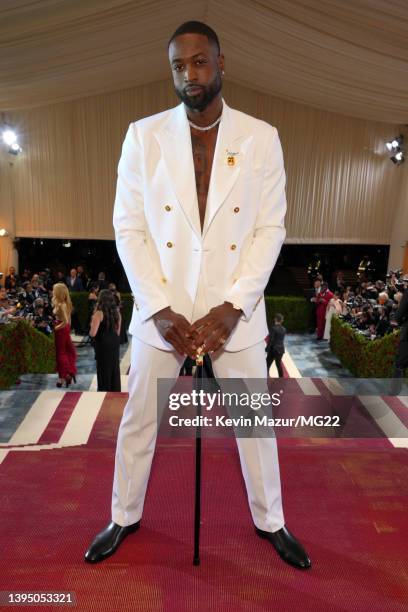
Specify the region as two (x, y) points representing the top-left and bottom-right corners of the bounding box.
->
(111, 279), (285, 532)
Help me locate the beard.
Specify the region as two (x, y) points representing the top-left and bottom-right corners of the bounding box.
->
(174, 71), (222, 112)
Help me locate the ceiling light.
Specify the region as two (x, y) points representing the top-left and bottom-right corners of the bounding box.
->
(2, 129), (17, 146)
(9, 142), (22, 155)
(391, 151), (405, 165)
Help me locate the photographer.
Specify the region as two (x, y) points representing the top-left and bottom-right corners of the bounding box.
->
(375, 305), (391, 338)
(4, 266), (20, 290)
(377, 291), (394, 310)
(23, 282), (37, 305)
(40, 269), (54, 292)
(339, 271), (403, 341)
(32, 298), (53, 336)
(360, 281), (375, 300)
(0, 288), (17, 323)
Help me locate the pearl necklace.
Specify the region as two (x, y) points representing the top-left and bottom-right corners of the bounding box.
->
(188, 114), (222, 131)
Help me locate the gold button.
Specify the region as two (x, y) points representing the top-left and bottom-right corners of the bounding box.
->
(230, 244), (237, 251)
(161, 277), (167, 284)
(167, 241), (173, 248)
(233, 206), (240, 213)
(164, 205), (172, 211)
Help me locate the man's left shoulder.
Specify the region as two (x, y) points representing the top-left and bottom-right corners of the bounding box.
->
(228, 106), (278, 139)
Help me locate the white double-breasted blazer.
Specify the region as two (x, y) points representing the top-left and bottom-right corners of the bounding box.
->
(112, 99), (287, 351)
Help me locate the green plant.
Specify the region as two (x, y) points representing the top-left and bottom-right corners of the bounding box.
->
(265, 296), (311, 332)
(0, 320), (56, 389)
(330, 316), (404, 377)
(70, 292), (134, 332)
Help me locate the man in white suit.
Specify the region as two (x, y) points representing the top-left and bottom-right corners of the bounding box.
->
(85, 21), (311, 570)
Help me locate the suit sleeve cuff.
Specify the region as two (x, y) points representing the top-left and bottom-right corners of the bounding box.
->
(136, 298), (171, 323)
(224, 294), (251, 321)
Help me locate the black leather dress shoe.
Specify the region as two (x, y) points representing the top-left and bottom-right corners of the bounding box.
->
(84, 520), (140, 563)
(255, 525), (311, 569)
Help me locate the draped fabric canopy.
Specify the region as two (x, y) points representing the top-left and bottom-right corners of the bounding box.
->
(0, 0), (407, 276)
(0, 78), (404, 244)
(1, 0), (408, 123)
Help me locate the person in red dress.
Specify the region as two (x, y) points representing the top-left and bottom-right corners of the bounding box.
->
(314, 282), (334, 340)
(51, 283), (77, 387)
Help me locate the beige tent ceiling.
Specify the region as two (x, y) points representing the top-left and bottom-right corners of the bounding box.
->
(1, 0), (408, 123)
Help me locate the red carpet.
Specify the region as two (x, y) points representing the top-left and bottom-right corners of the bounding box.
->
(0, 392), (407, 611)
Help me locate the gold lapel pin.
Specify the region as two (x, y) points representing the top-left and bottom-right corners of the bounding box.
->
(226, 149), (239, 167)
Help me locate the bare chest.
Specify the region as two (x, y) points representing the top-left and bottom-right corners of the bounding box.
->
(190, 128), (219, 231)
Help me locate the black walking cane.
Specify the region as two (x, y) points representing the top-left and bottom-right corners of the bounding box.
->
(193, 347), (204, 566)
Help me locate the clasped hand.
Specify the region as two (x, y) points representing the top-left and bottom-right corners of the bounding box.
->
(152, 303), (242, 359)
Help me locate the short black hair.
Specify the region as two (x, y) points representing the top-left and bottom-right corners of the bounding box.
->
(168, 21), (220, 54)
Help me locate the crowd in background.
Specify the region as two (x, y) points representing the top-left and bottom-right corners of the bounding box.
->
(2, 262), (407, 346)
(0, 265), (126, 342)
(309, 269), (408, 341)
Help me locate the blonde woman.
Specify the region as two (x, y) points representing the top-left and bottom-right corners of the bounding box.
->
(52, 283), (77, 387)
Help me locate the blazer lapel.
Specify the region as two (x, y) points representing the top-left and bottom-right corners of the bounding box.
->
(203, 102), (252, 236)
(154, 101), (252, 239)
(154, 104), (201, 238)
